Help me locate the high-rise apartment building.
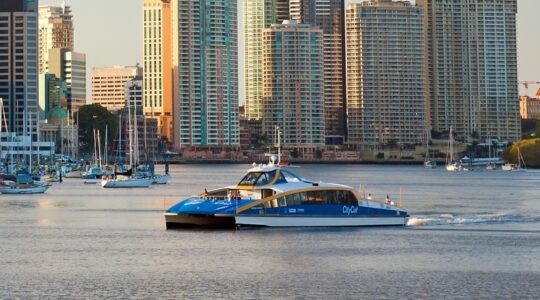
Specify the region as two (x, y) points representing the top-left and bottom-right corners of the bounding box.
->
(417, 0), (520, 142)
(91, 66), (142, 111)
(346, 1), (425, 147)
(38, 4), (73, 74)
(289, 0), (346, 144)
(0, 0), (39, 137)
(276, 0), (290, 21)
(175, 0), (239, 147)
(47, 48), (86, 113)
(243, 0), (290, 121)
(143, 0), (173, 142)
(262, 21), (325, 149)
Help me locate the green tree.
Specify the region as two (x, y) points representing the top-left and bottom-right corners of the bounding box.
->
(503, 138), (540, 168)
(75, 104), (119, 155)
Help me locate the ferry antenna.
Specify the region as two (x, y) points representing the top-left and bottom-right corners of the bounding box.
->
(399, 186), (403, 208)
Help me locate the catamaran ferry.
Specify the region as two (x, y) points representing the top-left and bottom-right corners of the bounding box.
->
(164, 158), (409, 229)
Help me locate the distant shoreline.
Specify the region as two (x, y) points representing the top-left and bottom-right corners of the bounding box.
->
(163, 159), (426, 165)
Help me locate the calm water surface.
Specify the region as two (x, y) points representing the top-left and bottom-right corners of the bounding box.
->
(1, 164), (539, 299)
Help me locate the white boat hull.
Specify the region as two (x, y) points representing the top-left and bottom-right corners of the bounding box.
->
(101, 178), (153, 188)
(446, 164), (469, 172)
(152, 174), (169, 185)
(65, 171), (81, 178)
(446, 165), (459, 172)
(234, 216), (408, 227)
(0, 185), (49, 194)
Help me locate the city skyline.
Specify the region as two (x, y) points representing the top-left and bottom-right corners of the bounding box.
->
(38, 0), (540, 103)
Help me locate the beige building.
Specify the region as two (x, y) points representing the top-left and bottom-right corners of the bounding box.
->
(38, 4), (74, 74)
(143, 0), (173, 143)
(91, 66), (142, 111)
(520, 96), (540, 120)
(346, 1), (426, 147)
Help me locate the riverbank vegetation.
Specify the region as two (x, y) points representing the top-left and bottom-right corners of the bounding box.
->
(503, 138), (540, 168)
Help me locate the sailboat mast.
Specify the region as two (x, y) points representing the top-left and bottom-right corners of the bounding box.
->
(277, 126), (281, 164)
(128, 96), (133, 168)
(93, 129), (97, 166)
(2, 99), (13, 173)
(97, 130), (102, 169)
(60, 117), (64, 157)
(105, 124), (108, 165)
(29, 112), (33, 174)
(133, 105), (139, 166)
(37, 111), (40, 165)
(118, 113), (122, 164)
(449, 126), (453, 162)
(425, 127), (430, 162)
(143, 115), (148, 163)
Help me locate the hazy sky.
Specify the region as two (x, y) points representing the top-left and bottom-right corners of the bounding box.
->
(40, 0), (540, 101)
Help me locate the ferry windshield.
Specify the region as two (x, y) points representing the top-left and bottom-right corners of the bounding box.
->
(280, 170), (303, 183)
(238, 171), (277, 186)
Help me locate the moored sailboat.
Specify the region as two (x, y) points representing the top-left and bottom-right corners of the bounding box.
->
(445, 127), (468, 172)
(0, 181), (49, 194)
(101, 98), (153, 188)
(502, 146), (526, 172)
(424, 127), (437, 169)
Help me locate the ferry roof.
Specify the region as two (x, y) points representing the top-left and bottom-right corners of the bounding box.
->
(235, 163), (352, 194)
(247, 163), (279, 173)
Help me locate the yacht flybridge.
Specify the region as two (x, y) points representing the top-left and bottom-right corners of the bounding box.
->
(164, 157), (409, 229)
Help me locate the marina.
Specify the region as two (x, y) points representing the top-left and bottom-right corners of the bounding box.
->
(1, 164), (538, 298)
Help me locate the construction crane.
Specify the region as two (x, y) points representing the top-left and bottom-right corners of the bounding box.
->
(519, 81), (540, 96)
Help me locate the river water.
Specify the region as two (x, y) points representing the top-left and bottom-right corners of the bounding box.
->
(1, 164), (539, 299)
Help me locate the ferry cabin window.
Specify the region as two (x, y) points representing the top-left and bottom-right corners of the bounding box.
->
(264, 198), (279, 209)
(276, 190), (358, 206)
(305, 190), (324, 205)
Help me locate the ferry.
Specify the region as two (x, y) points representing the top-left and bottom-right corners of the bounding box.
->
(164, 158), (409, 229)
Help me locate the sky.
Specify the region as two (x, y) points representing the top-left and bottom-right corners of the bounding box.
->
(40, 0), (540, 101)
